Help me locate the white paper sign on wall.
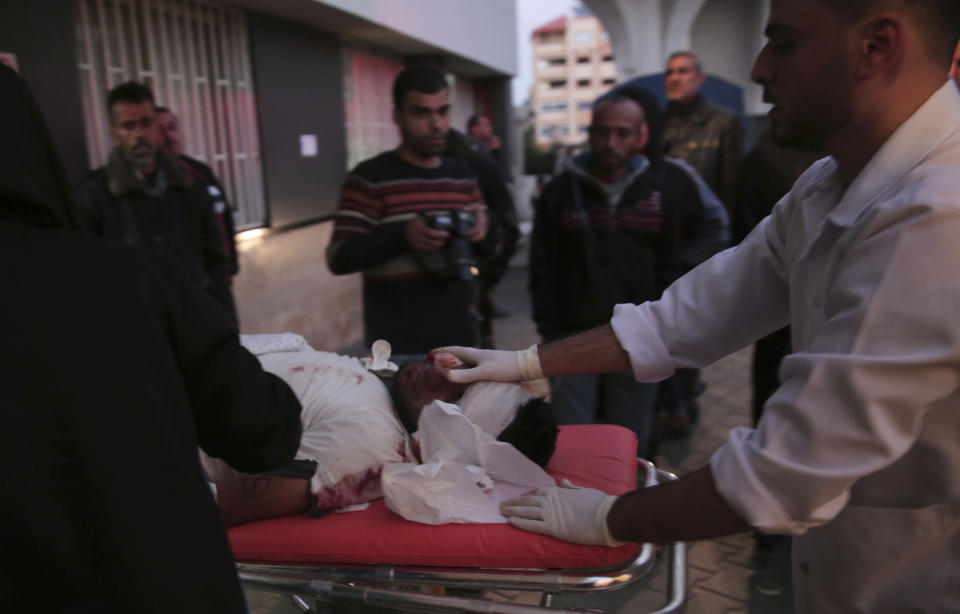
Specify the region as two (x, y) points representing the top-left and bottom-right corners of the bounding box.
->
(300, 134), (318, 158)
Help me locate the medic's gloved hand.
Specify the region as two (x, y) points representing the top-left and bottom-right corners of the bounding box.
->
(434, 344), (542, 384)
(499, 479), (624, 547)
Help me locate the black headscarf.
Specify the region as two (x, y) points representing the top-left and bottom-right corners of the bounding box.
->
(0, 63), (77, 230)
(613, 84), (666, 169)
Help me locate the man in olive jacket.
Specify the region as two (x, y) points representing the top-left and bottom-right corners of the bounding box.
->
(662, 51), (741, 218)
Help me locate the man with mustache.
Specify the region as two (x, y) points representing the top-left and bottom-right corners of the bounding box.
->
(441, 1), (960, 611)
(74, 82), (233, 314)
(327, 64), (496, 358)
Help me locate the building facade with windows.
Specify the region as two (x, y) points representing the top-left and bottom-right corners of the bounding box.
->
(2, 0), (517, 350)
(530, 7), (616, 149)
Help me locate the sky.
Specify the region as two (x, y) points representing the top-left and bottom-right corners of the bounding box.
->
(512, 0), (581, 106)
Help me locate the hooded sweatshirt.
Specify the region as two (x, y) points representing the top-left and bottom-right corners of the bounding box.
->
(0, 64), (301, 614)
(530, 149), (695, 340)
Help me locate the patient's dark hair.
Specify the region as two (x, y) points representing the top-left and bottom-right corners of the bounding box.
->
(385, 377), (420, 435)
(497, 398), (559, 468)
(387, 376), (559, 468)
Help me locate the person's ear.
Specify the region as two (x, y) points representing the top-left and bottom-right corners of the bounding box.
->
(852, 13), (905, 80)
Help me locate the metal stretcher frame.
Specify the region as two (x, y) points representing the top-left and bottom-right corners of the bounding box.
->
(236, 462), (686, 614)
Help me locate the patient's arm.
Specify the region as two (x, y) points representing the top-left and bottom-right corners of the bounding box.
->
(216, 475), (309, 527)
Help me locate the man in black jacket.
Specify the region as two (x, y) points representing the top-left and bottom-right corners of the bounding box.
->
(155, 105), (239, 280)
(0, 64), (301, 613)
(530, 91), (709, 456)
(74, 82), (235, 320)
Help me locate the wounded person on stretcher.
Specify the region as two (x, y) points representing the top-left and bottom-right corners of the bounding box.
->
(202, 338), (558, 527)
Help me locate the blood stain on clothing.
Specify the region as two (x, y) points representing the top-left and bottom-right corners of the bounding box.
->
(312, 466), (383, 510)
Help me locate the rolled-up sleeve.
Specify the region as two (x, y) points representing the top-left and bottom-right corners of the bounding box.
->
(611, 188), (792, 381)
(713, 205), (960, 533)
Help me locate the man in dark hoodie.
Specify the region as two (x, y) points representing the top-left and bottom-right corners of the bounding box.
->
(0, 64), (301, 613)
(74, 81), (236, 320)
(529, 89), (713, 456)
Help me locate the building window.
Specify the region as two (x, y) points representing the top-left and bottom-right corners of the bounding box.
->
(540, 101), (569, 113)
(576, 79), (591, 87)
(547, 79), (567, 89)
(539, 32), (564, 44)
(539, 124), (570, 137)
(602, 78), (616, 86)
(602, 54), (614, 62)
(75, 0), (266, 229)
(342, 50), (405, 172)
(574, 31), (592, 43)
(578, 125), (589, 133)
(547, 57), (567, 66)
(576, 56), (590, 64)
(577, 101), (593, 110)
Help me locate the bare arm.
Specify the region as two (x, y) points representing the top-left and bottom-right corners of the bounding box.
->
(216, 475), (309, 527)
(539, 324), (632, 377)
(608, 465), (749, 543)
(500, 463), (751, 546)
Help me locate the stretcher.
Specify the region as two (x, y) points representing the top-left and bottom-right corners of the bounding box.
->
(230, 424), (686, 613)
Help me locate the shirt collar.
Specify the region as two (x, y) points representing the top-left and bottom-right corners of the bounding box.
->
(827, 80), (960, 228)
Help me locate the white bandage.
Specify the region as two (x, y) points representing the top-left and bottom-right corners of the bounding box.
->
(517, 344), (544, 381)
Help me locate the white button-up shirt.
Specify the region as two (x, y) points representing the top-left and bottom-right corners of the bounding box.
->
(612, 81), (960, 611)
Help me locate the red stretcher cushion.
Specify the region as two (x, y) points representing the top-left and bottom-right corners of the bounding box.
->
(229, 424), (642, 570)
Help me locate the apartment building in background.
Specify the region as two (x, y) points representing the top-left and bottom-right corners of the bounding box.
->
(530, 6), (616, 150)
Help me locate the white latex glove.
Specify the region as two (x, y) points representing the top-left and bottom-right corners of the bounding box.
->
(434, 345), (542, 384)
(499, 479), (624, 546)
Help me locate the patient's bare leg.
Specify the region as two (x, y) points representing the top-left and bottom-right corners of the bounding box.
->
(216, 475), (309, 527)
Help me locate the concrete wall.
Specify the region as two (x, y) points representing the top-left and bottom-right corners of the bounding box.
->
(0, 0), (89, 184)
(690, 0), (769, 115)
(248, 12), (348, 229)
(239, 13), (362, 351)
(234, 222), (363, 353)
(318, 0), (518, 77)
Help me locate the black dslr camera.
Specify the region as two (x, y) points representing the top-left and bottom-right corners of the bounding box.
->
(421, 209), (478, 281)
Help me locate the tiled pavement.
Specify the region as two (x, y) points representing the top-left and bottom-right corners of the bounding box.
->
(246, 264), (794, 613)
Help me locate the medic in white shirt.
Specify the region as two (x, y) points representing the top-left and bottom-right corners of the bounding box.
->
(438, 1), (960, 612)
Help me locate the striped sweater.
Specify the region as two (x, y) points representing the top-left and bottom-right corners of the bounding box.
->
(327, 151), (496, 354)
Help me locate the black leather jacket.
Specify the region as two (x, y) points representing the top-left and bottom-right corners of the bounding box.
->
(663, 95), (741, 216)
(74, 147), (233, 313)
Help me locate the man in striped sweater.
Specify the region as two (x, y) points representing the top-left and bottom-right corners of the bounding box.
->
(327, 65), (498, 358)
